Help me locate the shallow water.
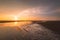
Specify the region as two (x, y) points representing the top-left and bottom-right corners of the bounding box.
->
(0, 22), (60, 40)
(0, 21), (32, 27)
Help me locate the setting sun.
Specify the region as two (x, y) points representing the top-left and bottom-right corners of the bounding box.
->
(14, 16), (18, 20)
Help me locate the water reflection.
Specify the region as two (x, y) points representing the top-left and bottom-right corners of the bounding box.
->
(0, 21), (60, 40)
(0, 21), (32, 27)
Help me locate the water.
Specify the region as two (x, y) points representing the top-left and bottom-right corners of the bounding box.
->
(0, 22), (60, 40)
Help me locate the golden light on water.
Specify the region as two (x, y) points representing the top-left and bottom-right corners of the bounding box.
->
(0, 21), (32, 27)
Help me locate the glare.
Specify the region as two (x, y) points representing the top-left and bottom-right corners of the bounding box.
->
(9, 15), (19, 20)
(13, 16), (19, 25)
(14, 16), (18, 20)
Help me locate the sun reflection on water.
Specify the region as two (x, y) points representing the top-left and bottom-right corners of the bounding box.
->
(0, 21), (32, 27)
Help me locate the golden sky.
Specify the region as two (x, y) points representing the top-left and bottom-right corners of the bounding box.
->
(0, 0), (60, 20)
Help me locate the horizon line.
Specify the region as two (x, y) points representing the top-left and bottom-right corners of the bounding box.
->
(0, 20), (60, 23)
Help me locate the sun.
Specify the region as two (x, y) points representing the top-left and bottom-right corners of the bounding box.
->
(14, 16), (18, 20)
(10, 15), (19, 20)
(13, 16), (19, 25)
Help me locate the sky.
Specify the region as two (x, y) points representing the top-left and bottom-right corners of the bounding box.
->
(0, 0), (60, 20)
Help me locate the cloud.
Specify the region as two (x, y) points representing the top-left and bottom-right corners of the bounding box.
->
(16, 6), (60, 20)
(0, 0), (60, 20)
